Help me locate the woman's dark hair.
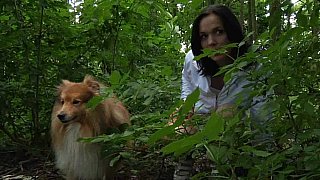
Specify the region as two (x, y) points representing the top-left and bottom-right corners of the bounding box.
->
(191, 4), (248, 76)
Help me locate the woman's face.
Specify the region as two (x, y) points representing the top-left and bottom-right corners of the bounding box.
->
(199, 13), (233, 67)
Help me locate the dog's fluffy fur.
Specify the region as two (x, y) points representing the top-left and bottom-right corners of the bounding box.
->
(51, 75), (130, 180)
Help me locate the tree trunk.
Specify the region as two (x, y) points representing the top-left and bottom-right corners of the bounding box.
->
(248, 0), (252, 44)
(269, 0), (282, 43)
(311, 0), (319, 35)
(248, 0), (257, 43)
(32, 0), (45, 143)
(239, 0), (244, 30)
(251, 0), (257, 41)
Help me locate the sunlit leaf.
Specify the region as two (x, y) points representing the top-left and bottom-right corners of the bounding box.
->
(109, 70), (121, 87)
(203, 113), (224, 141)
(109, 155), (121, 167)
(161, 132), (204, 156)
(86, 96), (104, 108)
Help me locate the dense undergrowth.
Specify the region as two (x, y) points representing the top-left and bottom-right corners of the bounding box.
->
(1, 0), (319, 179)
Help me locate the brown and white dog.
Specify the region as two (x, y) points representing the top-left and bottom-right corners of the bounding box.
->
(51, 75), (130, 180)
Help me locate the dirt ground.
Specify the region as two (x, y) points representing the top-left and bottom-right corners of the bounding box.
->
(0, 147), (176, 180)
(0, 148), (62, 180)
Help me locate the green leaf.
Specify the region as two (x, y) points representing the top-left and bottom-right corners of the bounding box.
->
(194, 49), (225, 61)
(161, 132), (205, 156)
(180, 87), (200, 115)
(87, 136), (105, 143)
(148, 125), (175, 144)
(310, 4), (319, 27)
(160, 112), (223, 156)
(253, 150), (272, 157)
(236, 61), (249, 69)
(120, 71), (130, 84)
(190, 0), (203, 9)
(136, 5), (149, 18)
(86, 96), (104, 108)
(241, 146), (272, 157)
(109, 155), (121, 167)
(203, 113), (224, 141)
(296, 10), (309, 28)
(244, 31), (254, 41)
(205, 144), (228, 163)
(162, 66), (172, 77)
(122, 130), (134, 137)
(109, 70), (121, 87)
(155, 3), (172, 19)
(304, 102), (315, 115)
(175, 0), (188, 3)
(120, 152), (132, 159)
(143, 95), (154, 106)
(225, 115), (240, 132)
(0, 15), (10, 21)
(148, 88), (199, 146)
(248, 44), (260, 52)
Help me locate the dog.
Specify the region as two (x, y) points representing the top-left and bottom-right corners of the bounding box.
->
(51, 75), (130, 180)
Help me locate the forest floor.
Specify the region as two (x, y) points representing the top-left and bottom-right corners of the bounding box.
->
(0, 147), (63, 180)
(0, 146), (176, 180)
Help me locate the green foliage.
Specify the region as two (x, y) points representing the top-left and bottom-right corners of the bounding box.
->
(148, 88), (200, 145)
(0, 0), (319, 178)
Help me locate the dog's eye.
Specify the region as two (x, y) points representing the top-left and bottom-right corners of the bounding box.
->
(61, 100), (64, 105)
(73, 100), (81, 105)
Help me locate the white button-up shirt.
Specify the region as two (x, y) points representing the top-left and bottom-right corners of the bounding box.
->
(181, 50), (271, 123)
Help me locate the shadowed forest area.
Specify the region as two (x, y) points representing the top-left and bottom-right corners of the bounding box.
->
(0, 0), (319, 179)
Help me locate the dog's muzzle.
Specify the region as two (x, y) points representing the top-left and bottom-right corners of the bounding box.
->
(57, 112), (68, 123)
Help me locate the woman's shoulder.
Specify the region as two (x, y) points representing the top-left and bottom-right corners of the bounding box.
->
(184, 50), (194, 63)
(184, 50), (200, 69)
(186, 50), (194, 58)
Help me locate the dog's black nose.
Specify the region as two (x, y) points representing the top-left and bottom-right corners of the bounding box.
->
(57, 113), (66, 121)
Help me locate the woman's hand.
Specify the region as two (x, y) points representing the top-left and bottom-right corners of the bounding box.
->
(168, 107), (197, 135)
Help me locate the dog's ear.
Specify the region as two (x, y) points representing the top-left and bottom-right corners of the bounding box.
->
(83, 75), (100, 95)
(56, 80), (72, 96)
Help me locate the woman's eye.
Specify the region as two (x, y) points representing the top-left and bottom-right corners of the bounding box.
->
(73, 100), (81, 105)
(216, 29), (224, 35)
(200, 34), (207, 40)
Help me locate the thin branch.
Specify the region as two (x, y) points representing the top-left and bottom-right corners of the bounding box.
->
(287, 101), (298, 137)
(0, 124), (26, 145)
(32, 0), (45, 140)
(111, 1), (134, 71)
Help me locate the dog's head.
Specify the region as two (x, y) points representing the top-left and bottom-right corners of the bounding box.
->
(55, 75), (100, 123)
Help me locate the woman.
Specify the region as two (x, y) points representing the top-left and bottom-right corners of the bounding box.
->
(174, 4), (271, 179)
(182, 4), (249, 116)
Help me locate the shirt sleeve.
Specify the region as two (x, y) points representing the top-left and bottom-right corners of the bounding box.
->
(181, 51), (217, 114)
(250, 92), (274, 126)
(181, 51), (195, 101)
(217, 71), (251, 108)
(218, 70), (273, 124)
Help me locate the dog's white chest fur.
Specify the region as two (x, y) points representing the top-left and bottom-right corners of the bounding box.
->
(55, 123), (106, 179)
